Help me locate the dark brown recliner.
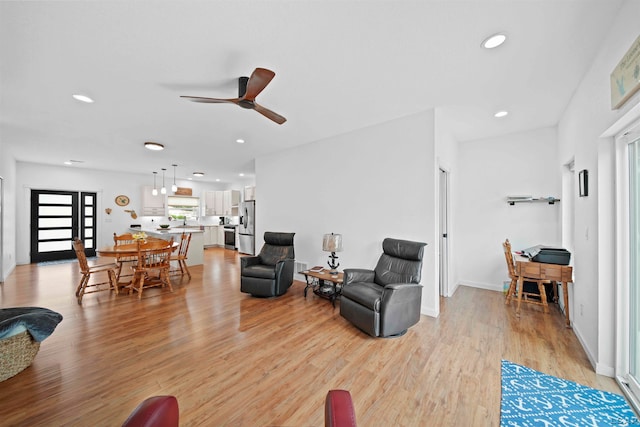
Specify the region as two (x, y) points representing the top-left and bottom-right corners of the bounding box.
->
(340, 238), (427, 337)
(240, 232), (295, 297)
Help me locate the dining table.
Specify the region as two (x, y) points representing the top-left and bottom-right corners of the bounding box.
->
(97, 239), (179, 286)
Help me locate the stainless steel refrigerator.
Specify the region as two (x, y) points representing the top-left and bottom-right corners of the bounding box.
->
(238, 200), (255, 255)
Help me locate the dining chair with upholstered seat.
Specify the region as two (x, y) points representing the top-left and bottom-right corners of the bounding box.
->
(129, 239), (174, 299)
(73, 237), (119, 304)
(170, 232), (191, 280)
(503, 238), (550, 315)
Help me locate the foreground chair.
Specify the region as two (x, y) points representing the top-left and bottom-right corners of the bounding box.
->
(129, 239), (174, 299)
(73, 237), (119, 304)
(121, 395), (179, 427)
(240, 232), (295, 297)
(340, 238), (427, 337)
(170, 232), (191, 279)
(325, 389), (357, 427)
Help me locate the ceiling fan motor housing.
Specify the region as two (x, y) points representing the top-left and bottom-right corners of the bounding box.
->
(237, 76), (254, 109)
(238, 76), (249, 97)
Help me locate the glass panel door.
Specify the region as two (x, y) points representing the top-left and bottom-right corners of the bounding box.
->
(30, 189), (97, 263)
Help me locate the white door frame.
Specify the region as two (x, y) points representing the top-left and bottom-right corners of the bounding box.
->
(439, 167), (450, 296)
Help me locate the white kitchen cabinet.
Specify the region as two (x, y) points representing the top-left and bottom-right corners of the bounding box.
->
(141, 185), (166, 216)
(244, 186), (255, 201)
(217, 226), (224, 245)
(222, 190), (240, 216)
(203, 225), (219, 247)
(215, 191), (224, 215)
(202, 190), (240, 216)
(204, 191), (217, 216)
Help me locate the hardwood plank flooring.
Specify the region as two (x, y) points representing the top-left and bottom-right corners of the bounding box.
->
(0, 248), (620, 426)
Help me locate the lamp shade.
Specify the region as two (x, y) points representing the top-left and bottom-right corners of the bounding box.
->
(322, 233), (343, 252)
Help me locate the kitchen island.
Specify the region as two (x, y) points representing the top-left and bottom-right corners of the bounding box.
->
(129, 227), (204, 266)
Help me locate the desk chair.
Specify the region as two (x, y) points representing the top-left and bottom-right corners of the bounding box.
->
(73, 237), (119, 304)
(503, 239), (550, 315)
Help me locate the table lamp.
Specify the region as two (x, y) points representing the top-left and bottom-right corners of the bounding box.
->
(322, 233), (343, 274)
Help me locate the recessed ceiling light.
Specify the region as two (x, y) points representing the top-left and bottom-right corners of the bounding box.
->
(215, 178), (221, 182)
(193, 172), (204, 177)
(494, 111), (509, 118)
(72, 94), (94, 103)
(239, 173), (245, 177)
(236, 139), (245, 144)
(482, 33), (507, 49)
(144, 142), (164, 151)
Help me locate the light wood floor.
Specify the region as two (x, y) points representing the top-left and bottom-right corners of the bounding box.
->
(0, 248), (620, 426)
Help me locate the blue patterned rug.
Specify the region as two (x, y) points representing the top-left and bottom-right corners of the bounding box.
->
(501, 360), (640, 426)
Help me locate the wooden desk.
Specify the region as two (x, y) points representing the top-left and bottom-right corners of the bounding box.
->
(510, 254), (573, 328)
(301, 269), (344, 307)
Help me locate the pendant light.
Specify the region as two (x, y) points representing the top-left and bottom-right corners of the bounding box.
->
(152, 171), (158, 196)
(160, 168), (167, 194)
(171, 164), (178, 192)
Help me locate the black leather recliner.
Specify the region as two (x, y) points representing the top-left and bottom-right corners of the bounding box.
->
(340, 238), (427, 337)
(240, 232), (295, 297)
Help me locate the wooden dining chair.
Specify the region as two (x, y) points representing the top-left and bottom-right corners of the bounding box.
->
(73, 237), (119, 304)
(170, 232), (192, 280)
(129, 239), (174, 299)
(113, 232), (136, 282)
(503, 239), (550, 315)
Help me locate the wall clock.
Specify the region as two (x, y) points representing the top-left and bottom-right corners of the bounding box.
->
(115, 195), (130, 206)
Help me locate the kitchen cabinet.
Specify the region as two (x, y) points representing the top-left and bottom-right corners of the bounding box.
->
(203, 225), (219, 247)
(222, 190), (240, 216)
(141, 185), (166, 216)
(217, 226), (224, 245)
(204, 191), (220, 216)
(244, 186), (256, 201)
(203, 190), (240, 216)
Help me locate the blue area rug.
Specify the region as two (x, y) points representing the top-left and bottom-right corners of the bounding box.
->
(501, 359), (640, 426)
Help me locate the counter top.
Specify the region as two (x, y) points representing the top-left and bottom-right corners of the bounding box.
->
(130, 227), (204, 235)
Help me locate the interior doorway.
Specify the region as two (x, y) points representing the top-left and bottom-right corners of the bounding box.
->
(439, 168), (450, 296)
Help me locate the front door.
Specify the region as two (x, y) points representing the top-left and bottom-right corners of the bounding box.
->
(30, 190), (97, 263)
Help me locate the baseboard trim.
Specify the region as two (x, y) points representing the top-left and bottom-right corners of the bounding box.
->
(458, 280), (503, 293)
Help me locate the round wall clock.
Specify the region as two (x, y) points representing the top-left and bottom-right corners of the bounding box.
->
(115, 195), (130, 206)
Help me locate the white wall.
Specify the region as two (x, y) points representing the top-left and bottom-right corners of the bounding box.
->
(0, 143), (17, 281)
(255, 110), (440, 316)
(557, 0), (640, 375)
(456, 127), (561, 291)
(14, 162), (238, 265)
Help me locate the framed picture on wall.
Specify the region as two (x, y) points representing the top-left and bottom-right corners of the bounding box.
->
(579, 169), (588, 197)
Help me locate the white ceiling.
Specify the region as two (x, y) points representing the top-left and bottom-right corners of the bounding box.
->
(0, 0), (624, 185)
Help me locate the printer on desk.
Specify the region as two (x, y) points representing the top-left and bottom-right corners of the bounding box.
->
(521, 245), (571, 265)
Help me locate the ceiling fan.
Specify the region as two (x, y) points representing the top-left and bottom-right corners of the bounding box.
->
(181, 68), (286, 125)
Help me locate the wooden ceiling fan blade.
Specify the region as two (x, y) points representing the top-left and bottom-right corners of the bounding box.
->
(243, 68), (275, 101)
(254, 103), (286, 125)
(180, 96), (239, 104)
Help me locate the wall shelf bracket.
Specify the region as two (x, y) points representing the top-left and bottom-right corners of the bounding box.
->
(507, 196), (560, 206)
